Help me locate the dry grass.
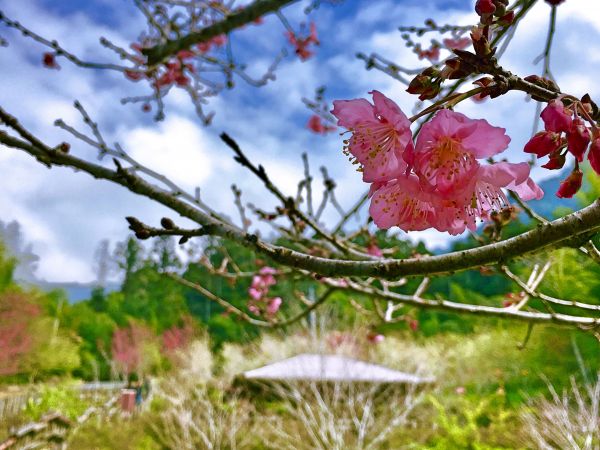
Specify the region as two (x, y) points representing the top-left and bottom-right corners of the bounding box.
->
(523, 374), (600, 450)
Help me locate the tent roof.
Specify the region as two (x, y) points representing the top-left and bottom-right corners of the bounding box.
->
(242, 353), (434, 384)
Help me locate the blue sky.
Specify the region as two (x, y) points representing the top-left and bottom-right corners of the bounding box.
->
(1, 0), (599, 282)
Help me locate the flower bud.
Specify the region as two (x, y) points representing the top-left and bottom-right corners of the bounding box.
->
(475, 0), (496, 16)
(541, 150), (566, 170)
(498, 10), (515, 25)
(161, 217), (175, 229)
(407, 73), (442, 100)
(541, 99), (573, 133)
(567, 117), (591, 162)
(524, 131), (561, 157)
(588, 137), (600, 176)
(556, 168), (583, 198)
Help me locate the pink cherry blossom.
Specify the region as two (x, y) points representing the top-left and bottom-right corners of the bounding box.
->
(248, 266), (281, 315)
(366, 243), (383, 257)
(266, 297), (282, 315)
(248, 287), (263, 301)
(369, 175), (439, 232)
(334, 95), (544, 235)
(450, 162), (542, 231)
(331, 91), (412, 183)
(370, 147), (542, 235)
(541, 99), (573, 133)
(410, 109), (511, 197)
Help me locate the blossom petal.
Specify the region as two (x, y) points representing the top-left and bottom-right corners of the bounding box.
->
(370, 90), (410, 128)
(331, 99), (375, 128)
(369, 176), (436, 231)
(460, 119), (511, 158)
(510, 177), (544, 201)
(479, 162), (530, 187)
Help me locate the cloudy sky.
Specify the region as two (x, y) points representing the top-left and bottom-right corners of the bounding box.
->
(0, 0), (599, 282)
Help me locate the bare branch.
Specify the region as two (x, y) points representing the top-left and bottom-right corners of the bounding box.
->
(142, 0), (300, 65)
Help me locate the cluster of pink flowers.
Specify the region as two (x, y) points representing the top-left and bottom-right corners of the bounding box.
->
(111, 324), (152, 375)
(162, 318), (194, 354)
(124, 36), (227, 90)
(525, 98), (599, 197)
(332, 91), (543, 235)
(286, 22), (319, 61)
(248, 266), (282, 316)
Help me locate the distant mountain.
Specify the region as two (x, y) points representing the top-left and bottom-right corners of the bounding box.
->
(33, 280), (121, 303)
(524, 172), (580, 220)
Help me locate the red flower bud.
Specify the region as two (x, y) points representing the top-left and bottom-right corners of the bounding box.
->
(556, 168), (583, 198)
(588, 137), (600, 176)
(499, 10), (515, 25)
(407, 73), (442, 100)
(124, 69), (144, 81)
(567, 117), (591, 162)
(475, 0), (496, 15)
(42, 52), (59, 69)
(541, 150), (566, 170)
(545, 0), (565, 5)
(541, 99), (573, 133)
(524, 131), (561, 158)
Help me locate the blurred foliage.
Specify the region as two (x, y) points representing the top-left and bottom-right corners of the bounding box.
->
(23, 384), (87, 421)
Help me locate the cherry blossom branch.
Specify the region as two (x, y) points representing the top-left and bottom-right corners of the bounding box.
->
(54, 101), (227, 221)
(356, 52), (421, 85)
(0, 11), (127, 71)
(2, 106), (600, 283)
(332, 191), (369, 234)
(502, 265), (600, 312)
(0, 4), (292, 123)
(329, 277), (600, 329)
(219, 133), (377, 259)
(231, 184), (251, 231)
(534, 3), (557, 80)
(142, 0), (299, 65)
(170, 273), (336, 328)
(508, 191), (600, 265)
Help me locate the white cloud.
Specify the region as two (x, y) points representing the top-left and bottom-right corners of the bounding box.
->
(122, 116), (217, 189)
